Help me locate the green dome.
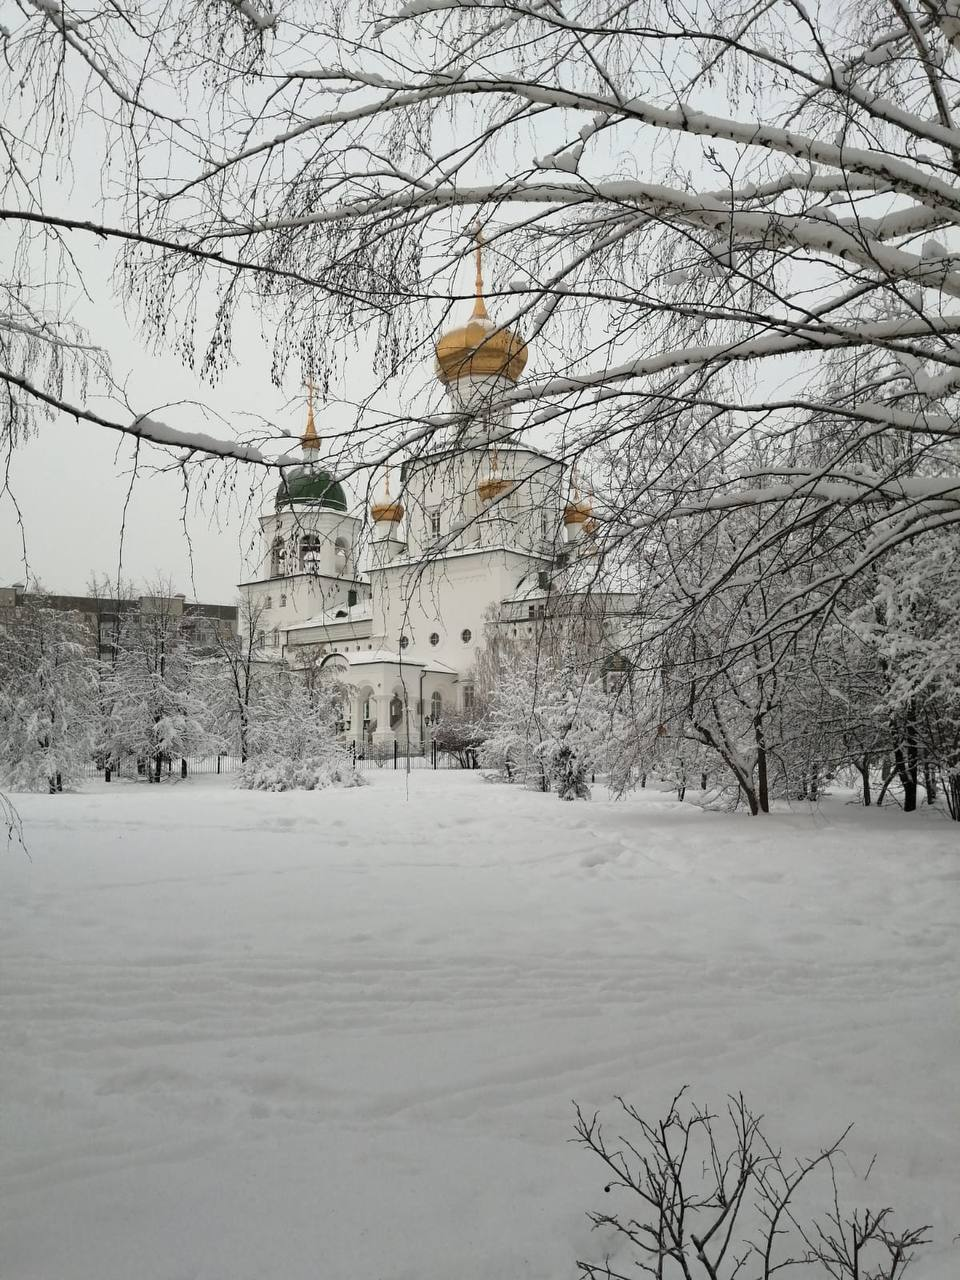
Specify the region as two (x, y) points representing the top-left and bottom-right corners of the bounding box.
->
(276, 466), (347, 512)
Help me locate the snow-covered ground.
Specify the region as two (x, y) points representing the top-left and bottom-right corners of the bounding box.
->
(1, 773), (957, 1280)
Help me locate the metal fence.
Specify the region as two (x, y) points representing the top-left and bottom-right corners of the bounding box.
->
(348, 740), (478, 771)
(81, 744), (476, 779)
(82, 754), (242, 780)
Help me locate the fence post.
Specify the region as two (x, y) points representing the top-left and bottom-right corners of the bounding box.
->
(181, 758), (188, 779)
(352, 740), (356, 767)
(104, 763), (111, 783)
(394, 739), (398, 770)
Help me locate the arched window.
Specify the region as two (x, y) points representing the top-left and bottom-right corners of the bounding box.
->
(300, 535), (323, 572)
(334, 537), (351, 576)
(271, 628), (280, 647)
(389, 695), (404, 728)
(462, 684), (475, 712)
(270, 536), (286, 577)
(431, 691), (442, 722)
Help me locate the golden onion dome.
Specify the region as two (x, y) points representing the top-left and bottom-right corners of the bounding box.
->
(371, 498), (404, 524)
(477, 447), (513, 504)
(371, 467), (404, 524)
(435, 234), (528, 385)
(478, 475), (514, 504)
(563, 498), (593, 526)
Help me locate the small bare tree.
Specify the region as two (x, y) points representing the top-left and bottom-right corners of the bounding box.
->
(575, 1091), (931, 1280)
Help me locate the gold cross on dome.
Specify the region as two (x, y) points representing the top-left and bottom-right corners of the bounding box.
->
(470, 225), (489, 319)
(301, 376), (320, 449)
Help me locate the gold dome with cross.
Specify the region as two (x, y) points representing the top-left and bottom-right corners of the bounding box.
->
(435, 231), (528, 385)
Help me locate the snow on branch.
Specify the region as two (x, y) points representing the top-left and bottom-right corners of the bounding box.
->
(0, 366), (276, 467)
(223, 0), (276, 31)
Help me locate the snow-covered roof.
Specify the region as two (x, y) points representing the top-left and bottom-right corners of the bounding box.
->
(323, 649), (459, 676)
(382, 543), (549, 571)
(286, 600), (374, 631)
(506, 554), (640, 603)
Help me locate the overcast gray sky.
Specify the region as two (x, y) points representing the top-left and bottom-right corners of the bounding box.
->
(0, 235), (441, 602)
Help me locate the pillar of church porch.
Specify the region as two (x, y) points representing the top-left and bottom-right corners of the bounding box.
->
(372, 692), (395, 747)
(350, 692), (366, 747)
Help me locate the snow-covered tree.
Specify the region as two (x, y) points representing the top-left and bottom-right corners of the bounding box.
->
(106, 591), (209, 782)
(0, 600), (95, 792)
(237, 672), (362, 791)
(432, 708), (486, 769)
(482, 653), (611, 799)
(10, 0), (960, 731)
(201, 595), (272, 762)
(851, 529), (960, 815)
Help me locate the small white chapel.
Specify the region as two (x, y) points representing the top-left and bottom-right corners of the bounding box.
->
(238, 241), (632, 747)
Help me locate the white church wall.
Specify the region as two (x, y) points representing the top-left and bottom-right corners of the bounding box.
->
(399, 445), (565, 559)
(368, 547), (549, 674)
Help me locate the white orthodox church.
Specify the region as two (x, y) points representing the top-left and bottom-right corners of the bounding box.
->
(239, 244), (632, 747)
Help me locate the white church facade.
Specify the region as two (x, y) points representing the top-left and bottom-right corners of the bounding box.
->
(239, 243), (632, 748)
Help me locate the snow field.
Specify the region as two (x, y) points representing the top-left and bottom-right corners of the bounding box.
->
(1, 772), (957, 1279)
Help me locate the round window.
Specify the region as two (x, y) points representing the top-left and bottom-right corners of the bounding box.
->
(399, 635), (409, 649)
(429, 632), (440, 647)
(461, 628), (472, 643)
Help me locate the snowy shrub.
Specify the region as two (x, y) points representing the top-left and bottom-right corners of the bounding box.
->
(576, 1091), (931, 1280)
(236, 674), (362, 792)
(236, 755), (364, 792)
(481, 657), (611, 799)
(433, 708), (486, 768)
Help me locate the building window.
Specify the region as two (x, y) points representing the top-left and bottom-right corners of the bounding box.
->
(461, 628), (472, 644)
(431, 691), (443, 722)
(527, 604), (535, 619)
(300, 535), (323, 572)
(541, 513), (549, 542)
(265, 595), (272, 609)
(271, 628), (280, 647)
(463, 684), (475, 712)
(429, 632), (440, 646)
(334, 537), (351, 576)
(279, 593), (286, 607)
(399, 635), (409, 650)
(270, 536), (286, 577)
(429, 508), (442, 538)
(537, 604), (545, 618)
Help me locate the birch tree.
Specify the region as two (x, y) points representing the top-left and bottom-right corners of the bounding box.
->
(8, 0), (960, 669)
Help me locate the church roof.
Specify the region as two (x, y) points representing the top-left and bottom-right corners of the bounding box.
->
(275, 466), (347, 511)
(507, 555), (640, 603)
(286, 600), (374, 631)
